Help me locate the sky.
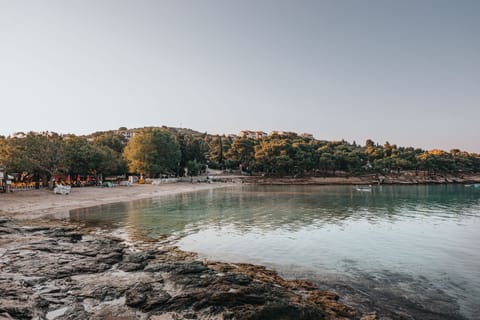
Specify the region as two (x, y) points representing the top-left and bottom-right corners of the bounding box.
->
(0, 0), (479, 152)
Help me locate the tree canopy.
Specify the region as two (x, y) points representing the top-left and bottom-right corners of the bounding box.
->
(123, 129), (181, 177)
(1, 127), (479, 182)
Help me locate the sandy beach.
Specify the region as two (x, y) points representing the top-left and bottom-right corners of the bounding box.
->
(0, 182), (236, 220)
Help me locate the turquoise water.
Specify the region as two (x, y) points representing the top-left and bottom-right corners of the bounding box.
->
(70, 184), (480, 319)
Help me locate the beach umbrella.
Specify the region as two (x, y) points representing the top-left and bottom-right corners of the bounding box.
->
(66, 175), (71, 183)
(77, 174), (81, 181)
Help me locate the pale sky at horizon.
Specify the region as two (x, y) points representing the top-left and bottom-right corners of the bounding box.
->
(1, 0), (479, 152)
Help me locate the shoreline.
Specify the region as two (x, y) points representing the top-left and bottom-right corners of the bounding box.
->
(245, 172), (480, 185)
(0, 182), (237, 221)
(2, 173), (479, 220)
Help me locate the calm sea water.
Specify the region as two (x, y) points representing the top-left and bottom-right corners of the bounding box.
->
(70, 184), (480, 319)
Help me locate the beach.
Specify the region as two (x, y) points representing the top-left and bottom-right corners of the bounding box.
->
(0, 182), (236, 220)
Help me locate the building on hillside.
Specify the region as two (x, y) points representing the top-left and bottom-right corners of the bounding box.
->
(11, 132), (26, 139)
(115, 129), (136, 140)
(238, 130), (267, 139)
(237, 130), (255, 139)
(300, 133), (314, 139)
(9, 131), (59, 139)
(60, 134), (76, 141)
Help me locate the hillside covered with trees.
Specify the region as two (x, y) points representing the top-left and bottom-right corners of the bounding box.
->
(1, 127), (479, 186)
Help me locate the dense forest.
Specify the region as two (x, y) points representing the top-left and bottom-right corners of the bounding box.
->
(1, 127), (479, 185)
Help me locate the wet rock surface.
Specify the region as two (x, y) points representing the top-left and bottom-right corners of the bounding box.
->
(311, 271), (469, 320)
(0, 218), (361, 320)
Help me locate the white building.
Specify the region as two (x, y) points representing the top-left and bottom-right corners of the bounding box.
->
(238, 130), (267, 139)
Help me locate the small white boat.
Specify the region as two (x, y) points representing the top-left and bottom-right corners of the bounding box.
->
(355, 185), (372, 192)
(465, 184), (480, 188)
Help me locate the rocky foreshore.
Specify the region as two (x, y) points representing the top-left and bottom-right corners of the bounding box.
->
(247, 172), (480, 186)
(0, 217), (371, 320)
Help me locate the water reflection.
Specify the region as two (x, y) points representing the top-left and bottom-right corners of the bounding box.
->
(69, 185), (480, 241)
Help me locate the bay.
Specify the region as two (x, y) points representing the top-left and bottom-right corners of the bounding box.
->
(70, 184), (480, 319)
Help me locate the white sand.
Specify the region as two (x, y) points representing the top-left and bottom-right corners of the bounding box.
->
(0, 182), (236, 220)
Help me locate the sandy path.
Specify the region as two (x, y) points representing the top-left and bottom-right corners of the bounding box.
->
(0, 182), (236, 220)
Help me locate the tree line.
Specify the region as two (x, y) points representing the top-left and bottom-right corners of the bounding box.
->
(1, 128), (479, 185)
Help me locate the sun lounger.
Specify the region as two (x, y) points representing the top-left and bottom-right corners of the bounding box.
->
(53, 185), (71, 195)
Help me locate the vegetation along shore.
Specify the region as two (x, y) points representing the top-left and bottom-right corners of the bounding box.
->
(1, 126), (479, 190)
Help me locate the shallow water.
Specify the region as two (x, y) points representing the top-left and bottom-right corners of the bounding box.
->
(70, 184), (480, 319)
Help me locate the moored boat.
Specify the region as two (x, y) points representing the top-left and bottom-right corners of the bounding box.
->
(355, 185), (372, 192)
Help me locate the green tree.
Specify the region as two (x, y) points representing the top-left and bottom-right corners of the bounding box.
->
(416, 150), (455, 175)
(225, 138), (255, 171)
(186, 159), (202, 176)
(92, 133), (128, 175)
(8, 132), (67, 177)
(254, 139), (294, 175)
(0, 136), (8, 168)
(176, 134), (209, 175)
(123, 129), (181, 177)
(208, 135), (225, 167)
(291, 141), (316, 175)
(98, 145), (128, 176)
(318, 152), (335, 175)
(365, 139), (384, 162)
(64, 137), (126, 177)
(471, 154), (480, 172)
(65, 137), (103, 175)
(94, 132), (127, 154)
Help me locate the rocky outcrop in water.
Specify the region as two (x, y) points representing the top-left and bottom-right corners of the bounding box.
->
(0, 218), (358, 320)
